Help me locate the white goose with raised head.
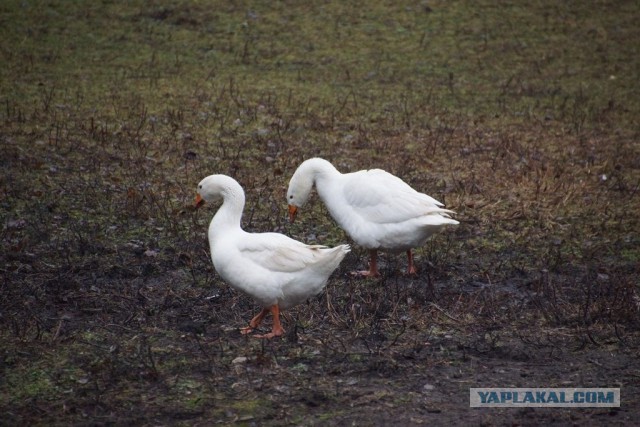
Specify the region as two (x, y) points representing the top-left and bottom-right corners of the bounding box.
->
(196, 174), (350, 338)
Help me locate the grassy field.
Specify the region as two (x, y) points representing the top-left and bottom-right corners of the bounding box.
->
(2, 0), (639, 424)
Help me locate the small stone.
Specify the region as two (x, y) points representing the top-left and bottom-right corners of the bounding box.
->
(422, 383), (435, 392)
(232, 356), (248, 364)
(6, 219), (26, 230)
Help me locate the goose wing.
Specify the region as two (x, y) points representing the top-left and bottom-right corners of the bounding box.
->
(238, 233), (331, 274)
(343, 169), (445, 224)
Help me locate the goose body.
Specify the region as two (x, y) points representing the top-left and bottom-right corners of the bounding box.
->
(286, 158), (458, 276)
(196, 174), (350, 338)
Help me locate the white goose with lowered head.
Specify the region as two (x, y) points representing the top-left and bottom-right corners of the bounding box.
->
(196, 174), (350, 338)
(286, 158), (458, 277)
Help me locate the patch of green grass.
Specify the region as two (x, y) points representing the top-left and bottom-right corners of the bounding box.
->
(1, 366), (57, 402)
(621, 248), (640, 263)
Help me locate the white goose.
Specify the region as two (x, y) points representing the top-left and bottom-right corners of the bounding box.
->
(286, 158), (458, 277)
(195, 174), (350, 339)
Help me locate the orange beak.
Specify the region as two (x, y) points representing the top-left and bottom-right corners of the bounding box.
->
(194, 193), (205, 209)
(288, 205), (298, 223)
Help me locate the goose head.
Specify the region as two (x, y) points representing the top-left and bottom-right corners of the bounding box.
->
(286, 167), (314, 222)
(195, 174), (241, 208)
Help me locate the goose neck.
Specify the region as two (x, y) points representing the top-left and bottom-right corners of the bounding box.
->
(210, 190), (244, 231)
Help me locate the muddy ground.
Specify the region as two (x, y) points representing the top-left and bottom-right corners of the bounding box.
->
(2, 227), (638, 425)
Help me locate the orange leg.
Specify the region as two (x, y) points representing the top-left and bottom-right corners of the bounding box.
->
(254, 305), (285, 339)
(240, 308), (269, 335)
(352, 250), (381, 277)
(406, 249), (418, 275)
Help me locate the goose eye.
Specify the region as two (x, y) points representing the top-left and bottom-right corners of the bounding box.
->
(289, 195), (293, 199)
(198, 185), (203, 189)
